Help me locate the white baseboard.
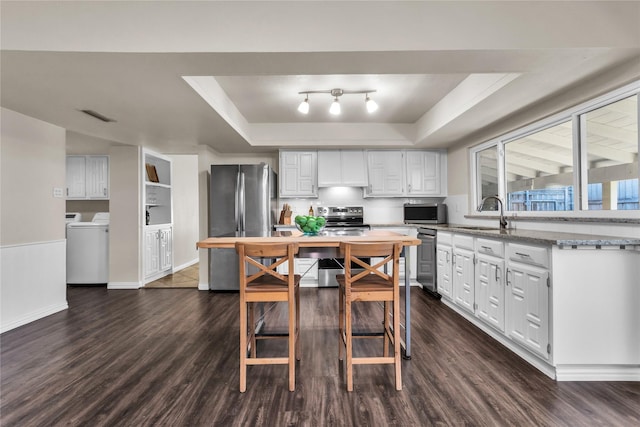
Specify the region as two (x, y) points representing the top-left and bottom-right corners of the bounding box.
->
(173, 258), (199, 272)
(0, 302), (68, 334)
(556, 365), (640, 381)
(198, 283), (209, 291)
(108, 281), (141, 290)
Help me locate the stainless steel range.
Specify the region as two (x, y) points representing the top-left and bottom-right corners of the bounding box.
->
(316, 206), (370, 287)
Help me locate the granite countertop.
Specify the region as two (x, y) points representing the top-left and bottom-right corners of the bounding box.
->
(279, 223), (640, 247)
(411, 223), (640, 247)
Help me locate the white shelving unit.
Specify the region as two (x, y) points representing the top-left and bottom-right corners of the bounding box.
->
(142, 149), (173, 283)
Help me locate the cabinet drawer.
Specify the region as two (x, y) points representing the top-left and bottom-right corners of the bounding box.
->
(437, 231), (452, 245)
(476, 238), (504, 257)
(507, 243), (549, 268)
(453, 234), (474, 251)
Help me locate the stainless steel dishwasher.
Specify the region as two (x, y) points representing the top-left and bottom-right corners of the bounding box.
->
(417, 227), (441, 299)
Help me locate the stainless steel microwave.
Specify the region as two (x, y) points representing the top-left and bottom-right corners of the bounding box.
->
(403, 203), (447, 224)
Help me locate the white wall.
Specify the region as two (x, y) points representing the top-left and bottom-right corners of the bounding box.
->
(108, 145), (140, 289)
(1, 108), (68, 332)
(170, 154), (199, 270)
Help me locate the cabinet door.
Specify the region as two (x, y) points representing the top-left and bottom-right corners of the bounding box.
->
(144, 229), (160, 277)
(159, 227), (173, 271)
(366, 151), (404, 196)
(436, 245), (452, 299)
(476, 254), (505, 332)
(296, 258), (318, 281)
(85, 156), (109, 198)
(280, 151), (317, 197)
(340, 150), (367, 186)
(453, 247), (475, 314)
(66, 156), (86, 198)
(506, 262), (550, 359)
(406, 151), (440, 196)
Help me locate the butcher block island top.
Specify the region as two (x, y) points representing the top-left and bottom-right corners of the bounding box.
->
(197, 229), (421, 249)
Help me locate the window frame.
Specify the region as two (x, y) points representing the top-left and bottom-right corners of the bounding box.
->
(470, 80), (640, 219)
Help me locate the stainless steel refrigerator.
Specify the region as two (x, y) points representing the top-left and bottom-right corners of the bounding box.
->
(208, 163), (278, 291)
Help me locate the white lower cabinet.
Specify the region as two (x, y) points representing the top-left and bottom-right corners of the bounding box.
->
(278, 258), (318, 284)
(505, 243), (550, 360)
(144, 226), (173, 282)
(436, 232), (453, 299)
(475, 239), (505, 333)
(438, 231), (550, 364)
(452, 235), (475, 314)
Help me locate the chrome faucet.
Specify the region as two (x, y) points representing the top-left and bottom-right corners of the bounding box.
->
(478, 195), (508, 229)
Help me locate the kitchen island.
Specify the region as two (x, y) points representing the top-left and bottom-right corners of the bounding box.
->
(197, 229), (421, 357)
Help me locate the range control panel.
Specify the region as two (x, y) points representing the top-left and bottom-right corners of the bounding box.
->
(316, 206), (364, 218)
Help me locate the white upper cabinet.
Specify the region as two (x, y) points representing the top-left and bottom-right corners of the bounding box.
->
(365, 150), (405, 196)
(66, 155), (109, 199)
(365, 150), (446, 197)
(317, 150), (367, 187)
(279, 151), (318, 198)
(406, 151), (441, 196)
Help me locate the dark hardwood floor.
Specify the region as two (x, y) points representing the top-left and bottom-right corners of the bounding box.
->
(1, 286), (638, 426)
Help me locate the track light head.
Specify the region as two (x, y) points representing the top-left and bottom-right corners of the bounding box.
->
(365, 94), (378, 113)
(297, 95), (309, 114)
(329, 97), (341, 115)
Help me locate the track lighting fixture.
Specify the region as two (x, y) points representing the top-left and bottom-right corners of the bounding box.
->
(297, 89), (377, 115)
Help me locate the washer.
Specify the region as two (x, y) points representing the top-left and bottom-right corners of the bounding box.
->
(66, 212), (109, 284)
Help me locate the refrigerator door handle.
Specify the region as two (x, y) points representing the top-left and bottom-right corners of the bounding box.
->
(239, 172), (246, 232)
(235, 171), (240, 231)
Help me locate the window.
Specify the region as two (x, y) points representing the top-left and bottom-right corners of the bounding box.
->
(504, 121), (573, 211)
(583, 95), (639, 211)
(476, 145), (499, 204)
(471, 81), (639, 215)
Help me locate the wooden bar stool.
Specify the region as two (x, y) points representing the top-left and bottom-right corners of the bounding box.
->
(337, 241), (403, 391)
(235, 242), (301, 392)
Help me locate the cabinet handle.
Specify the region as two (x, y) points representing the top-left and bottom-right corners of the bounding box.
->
(515, 252), (531, 258)
(495, 265), (499, 282)
(103, 188), (107, 196)
(481, 245), (493, 252)
(506, 268), (511, 286)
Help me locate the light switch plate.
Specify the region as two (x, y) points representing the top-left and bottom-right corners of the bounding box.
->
(53, 187), (64, 198)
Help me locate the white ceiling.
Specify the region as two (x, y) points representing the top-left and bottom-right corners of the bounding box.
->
(1, 1), (639, 154)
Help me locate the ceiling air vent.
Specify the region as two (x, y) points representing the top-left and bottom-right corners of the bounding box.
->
(80, 109), (116, 123)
